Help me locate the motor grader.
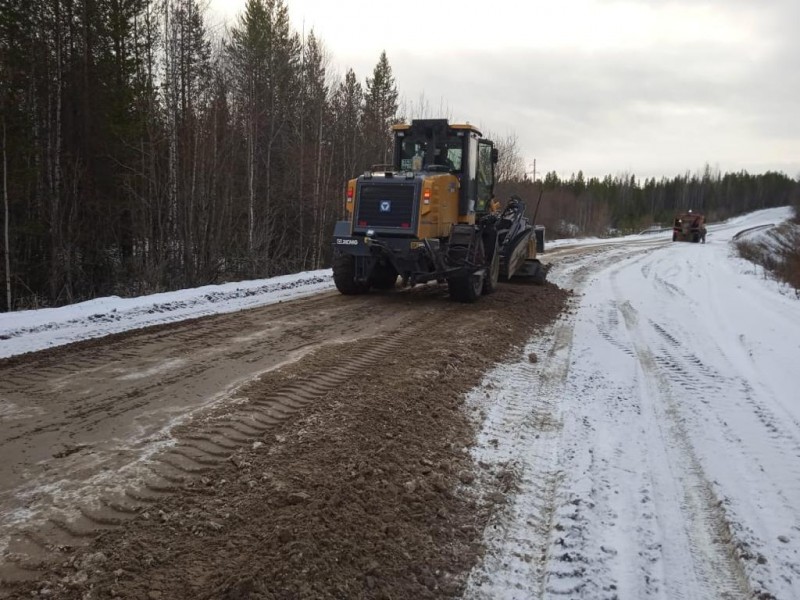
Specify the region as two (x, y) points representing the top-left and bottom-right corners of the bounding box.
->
(672, 211), (707, 243)
(331, 119), (547, 302)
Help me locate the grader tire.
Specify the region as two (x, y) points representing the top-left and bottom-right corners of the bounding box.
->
(333, 254), (370, 295)
(448, 272), (483, 303)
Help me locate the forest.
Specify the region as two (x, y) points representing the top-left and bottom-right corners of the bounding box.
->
(497, 167), (799, 238)
(1, 0), (798, 311)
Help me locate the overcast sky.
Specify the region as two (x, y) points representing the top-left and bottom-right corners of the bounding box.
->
(208, 0), (799, 181)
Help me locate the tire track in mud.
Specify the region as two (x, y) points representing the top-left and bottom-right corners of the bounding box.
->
(0, 324), (425, 583)
(2, 280), (571, 599)
(0, 281), (337, 358)
(0, 292), (345, 380)
(0, 291), (412, 552)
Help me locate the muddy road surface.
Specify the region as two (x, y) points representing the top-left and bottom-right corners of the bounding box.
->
(0, 279), (570, 598)
(0, 293), (416, 544)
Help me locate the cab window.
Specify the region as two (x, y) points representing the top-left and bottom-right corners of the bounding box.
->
(476, 142), (494, 211)
(399, 140), (426, 170)
(443, 140), (463, 171)
(399, 136), (463, 172)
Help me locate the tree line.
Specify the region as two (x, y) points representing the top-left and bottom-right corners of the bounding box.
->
(0, 0), (398, 310)
(497, 166), (799, 238)
(1, 0), (798, 311)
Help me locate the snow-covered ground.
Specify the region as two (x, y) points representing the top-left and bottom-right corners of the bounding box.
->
(545, 209), (784, 251)
(0, 270), (333, 359)
(465, 206), (800, 599)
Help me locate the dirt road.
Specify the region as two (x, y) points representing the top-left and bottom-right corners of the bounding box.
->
(0, 279), (569, 598)
(5, 209), (795, 599)
(0, 292), (413, 540)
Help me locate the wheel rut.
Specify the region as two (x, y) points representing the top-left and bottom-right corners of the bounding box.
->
(0, 324), (423, 584)
(614, 285), (753, 600)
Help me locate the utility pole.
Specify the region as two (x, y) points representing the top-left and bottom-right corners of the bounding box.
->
(528, 159), (537, 182)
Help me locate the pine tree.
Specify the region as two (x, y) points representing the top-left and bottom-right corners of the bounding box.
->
(228, 0), (301, 275)
(298, 31), (330, 269)
(363, 51), (398, 167)
(332, 68), (364, 181)
(228, 0), (271, 272)
(164, 0), (212, 283)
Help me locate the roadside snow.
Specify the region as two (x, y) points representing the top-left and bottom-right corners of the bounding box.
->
(466, 206), (799, 599)
(0, 270), (333, 358)
(545, 208), (792, 251)
(2, 207), (790, 360)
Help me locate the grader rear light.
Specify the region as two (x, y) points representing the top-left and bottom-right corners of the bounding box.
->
(423, 189), (431, 205)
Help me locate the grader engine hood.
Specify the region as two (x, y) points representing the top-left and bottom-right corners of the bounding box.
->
(350, 171), (459, 240)
(352, 175), (422, 237)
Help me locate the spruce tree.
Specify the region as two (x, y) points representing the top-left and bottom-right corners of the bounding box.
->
(363, 51), (398, 167)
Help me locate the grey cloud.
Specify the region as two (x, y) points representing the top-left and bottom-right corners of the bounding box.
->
(393, 28), (799, 178)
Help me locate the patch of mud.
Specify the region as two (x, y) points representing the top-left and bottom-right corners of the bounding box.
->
(2, 282), (570, 599)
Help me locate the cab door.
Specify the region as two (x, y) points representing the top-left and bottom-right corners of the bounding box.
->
(476, 139), (497, 213)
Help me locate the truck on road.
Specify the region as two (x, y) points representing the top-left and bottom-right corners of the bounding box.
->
(673, 211), (707, 243)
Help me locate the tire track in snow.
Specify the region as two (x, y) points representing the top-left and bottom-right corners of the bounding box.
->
(467, 216), (798, 599)
(466, 245), (662, 599)
(643, 316), (800, 595)
(614, 291), (753, 600)
(543, 295), (672, 599)
(541, 374), (631, 600)
(650, 318), (798, 441)
(463, 318), (572, 599)
(585, 239), (799, 599)
(595, 300), (635, 358)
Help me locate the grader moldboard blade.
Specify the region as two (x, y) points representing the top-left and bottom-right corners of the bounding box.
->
(500, 227), (534, 280)
(513, 255), (549, 284)
(496, 196), (548, 285)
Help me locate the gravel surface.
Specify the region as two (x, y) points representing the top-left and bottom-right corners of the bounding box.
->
(0, 281), (570, 599)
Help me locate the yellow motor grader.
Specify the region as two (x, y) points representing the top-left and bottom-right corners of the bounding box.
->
(331, 119), (548, 302)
